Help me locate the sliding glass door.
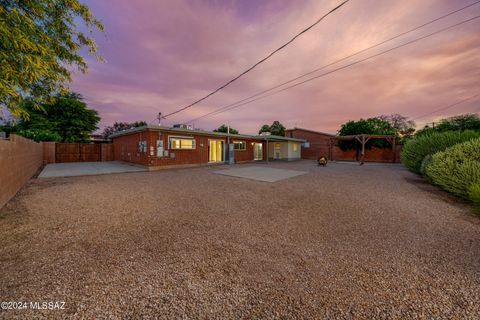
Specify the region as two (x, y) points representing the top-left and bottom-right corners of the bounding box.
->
(208, 140), (223, 162)
(253, 143), (263, 160)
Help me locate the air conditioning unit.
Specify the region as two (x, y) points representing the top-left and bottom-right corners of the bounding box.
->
(173, 124), (193, 130)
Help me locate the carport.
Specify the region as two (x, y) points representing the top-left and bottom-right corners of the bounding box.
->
(264, 135), (304, 162)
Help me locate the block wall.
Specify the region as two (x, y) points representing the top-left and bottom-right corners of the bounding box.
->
(0, 135), (44, 208)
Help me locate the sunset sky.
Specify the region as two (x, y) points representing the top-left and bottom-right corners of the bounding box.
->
(72, 0), (480, 134)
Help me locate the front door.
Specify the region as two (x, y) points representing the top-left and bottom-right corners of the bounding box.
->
(209, 139), (223, 162)
(253, 143), (263, 160)
(274, 143), (281, 159)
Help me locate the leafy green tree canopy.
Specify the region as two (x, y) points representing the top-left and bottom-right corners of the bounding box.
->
(0, 0), (103, 119)
(213, 124), (239, 134)
(14, 92), (100, 142)
(17, 128), (61, 142)
(417, 113), (480, 136)
(258, 124), (270, 135)
(258, 121), (286, 136)
(337, 117), (395, 150)
(102, 121), (147, 139)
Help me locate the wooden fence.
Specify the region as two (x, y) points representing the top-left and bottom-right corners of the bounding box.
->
(55, 143), (113, 163)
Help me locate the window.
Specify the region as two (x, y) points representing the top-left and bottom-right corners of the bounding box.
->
(233, 140), (246, 151)
(292, 143), (298, 152)
(169, 136), (196, 150)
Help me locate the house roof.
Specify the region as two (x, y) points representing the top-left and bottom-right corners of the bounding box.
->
(285, 127), (336, 137)
(109, 125), (306, 142)
(264, 135), (306, 142)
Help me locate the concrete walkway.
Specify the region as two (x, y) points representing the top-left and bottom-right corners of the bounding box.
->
(39, 161), (146, 178)
(214, 165), (307, 182)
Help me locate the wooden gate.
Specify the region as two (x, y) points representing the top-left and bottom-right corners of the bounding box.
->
(55, 143), (102, 163)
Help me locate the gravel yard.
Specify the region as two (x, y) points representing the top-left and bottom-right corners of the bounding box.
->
(1, 160), (479, 319)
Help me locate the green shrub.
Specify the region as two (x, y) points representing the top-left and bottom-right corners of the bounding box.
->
(468, 182), (480, 214)
(424, 138), (480, 199)
(419, 154), (432, 176)
(401, 130), (480, 174)
(17, 129), (61, 142)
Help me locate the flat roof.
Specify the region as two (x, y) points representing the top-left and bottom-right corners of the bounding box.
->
(109, 125), (306, 142)
(264, 135), (306, 142)
(285, 127), (336, 137)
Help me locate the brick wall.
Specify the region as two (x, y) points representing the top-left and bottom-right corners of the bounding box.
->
(286, 128), (334, 160)
(151, 132), (213, 166)
(0, 135), (44, 209)
(43, 142), (56, 163)
(112, 131), (150, 165)
(232, 138), (264, 162)
(112, 129), (265, 167)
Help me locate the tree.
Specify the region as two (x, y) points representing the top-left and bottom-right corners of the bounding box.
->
(435, 113), (480, 132)
(0, 1), (104, 119)
(16, 129), (61, 142)
(337, 117), (395, 150)
(378, 114), (415, 137)
(213, 124), (239, 134)
(258, 124), (271, 135)
(416, 113), (480, 135)
(14, 92), (100, 142)
(270, 121), (286, 136)
(102, 121), (147, 139)
(258, 121), (286, 136)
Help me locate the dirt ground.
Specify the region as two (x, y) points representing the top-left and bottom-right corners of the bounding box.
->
(1, 160), (479, 319)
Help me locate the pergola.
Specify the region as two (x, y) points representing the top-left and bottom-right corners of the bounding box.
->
(333, 134), (397, 164)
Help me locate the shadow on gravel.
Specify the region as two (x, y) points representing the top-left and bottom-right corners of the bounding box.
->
(403, 175), (480, 222)
(404, 176), (464, 204)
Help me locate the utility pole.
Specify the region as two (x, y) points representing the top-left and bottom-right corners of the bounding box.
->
(157, 112), (162, 126)
(266, 138), (269, 164)
(227, 125), (234, 165)
(227, 124), (230, 150)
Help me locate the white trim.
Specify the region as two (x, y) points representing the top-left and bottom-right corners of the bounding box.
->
(168, 135), (196, 150)
(208, 138), (224, 163)
(232, 140), (246, 151)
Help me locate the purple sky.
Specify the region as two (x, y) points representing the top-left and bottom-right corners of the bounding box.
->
(71, 0), (480, 134)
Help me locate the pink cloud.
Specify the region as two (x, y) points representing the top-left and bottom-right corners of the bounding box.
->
(71, 0), (480, 134)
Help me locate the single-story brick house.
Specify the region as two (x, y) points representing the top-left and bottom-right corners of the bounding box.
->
(110, 125), (305, 169)
(285, 127), (335, 160)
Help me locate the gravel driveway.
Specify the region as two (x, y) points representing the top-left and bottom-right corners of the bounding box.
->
(1, 160), (479, 319)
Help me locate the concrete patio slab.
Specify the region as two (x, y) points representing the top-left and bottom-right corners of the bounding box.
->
(213, 165), (307, 182)
(39, 161), (146, 178)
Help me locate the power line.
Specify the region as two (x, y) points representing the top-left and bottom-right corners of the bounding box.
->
(160, 0), (350, 119)
(185, 0), (480, 123)
(187, 15), (480, 123)
(411, 93), (480, 120)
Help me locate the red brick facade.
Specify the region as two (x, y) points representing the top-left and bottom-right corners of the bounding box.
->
(112, 129), (266, 168)
(286, 128), (402, 163)
(285, 128), (334, 160)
